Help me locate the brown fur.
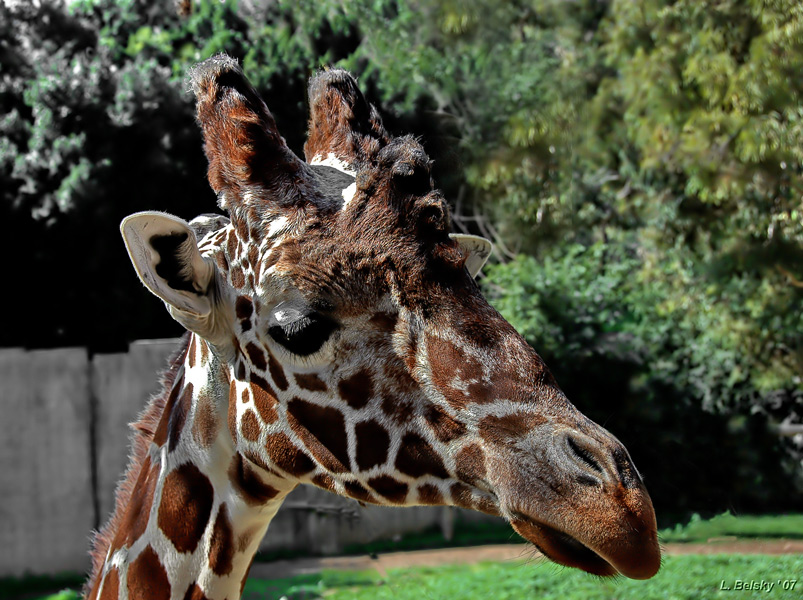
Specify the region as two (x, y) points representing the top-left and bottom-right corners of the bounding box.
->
(303, 67), (389, 167)
(354, 420), (390, 470)
(157, 463), (215, 553)
(127, 545), (170, 600)
(228, 453), (280, 505)
(209, 504), (235, 576)
(86, 334), (191, 596)
(367, 475), (409, 503)
(287, 398), (350, 473)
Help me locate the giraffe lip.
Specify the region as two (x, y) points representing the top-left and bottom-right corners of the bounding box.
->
(510, 513), (617, 577)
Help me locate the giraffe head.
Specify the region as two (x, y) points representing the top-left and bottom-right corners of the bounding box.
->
(122, 56), (660, 580)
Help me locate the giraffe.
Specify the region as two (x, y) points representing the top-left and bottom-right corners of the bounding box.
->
(86, 55), (660, 600)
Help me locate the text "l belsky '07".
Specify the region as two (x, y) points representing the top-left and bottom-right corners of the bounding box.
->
(719, 580), (798, 592)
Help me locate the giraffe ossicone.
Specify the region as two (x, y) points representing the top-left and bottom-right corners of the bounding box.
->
(87, 54), (660, 600)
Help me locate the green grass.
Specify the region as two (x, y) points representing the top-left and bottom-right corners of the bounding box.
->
(241, 555), (803, 600)
(6, 513), (802, 600)
(660, 512), (803, 543)
(10, 555), (803, 600)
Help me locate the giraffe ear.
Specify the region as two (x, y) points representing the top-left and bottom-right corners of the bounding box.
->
(121, 212), (216, 316)
(304, 68), (389, 170)
(450, 234), (493, 278)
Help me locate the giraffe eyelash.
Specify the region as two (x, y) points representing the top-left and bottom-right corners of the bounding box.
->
(267, 301), (339, 357)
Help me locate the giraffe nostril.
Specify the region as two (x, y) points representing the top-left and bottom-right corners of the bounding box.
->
(566, 436), (604, 474)
(612, 447), (643, 488)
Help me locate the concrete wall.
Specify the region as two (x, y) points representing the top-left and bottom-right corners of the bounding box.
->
(0, 347), (94, 576)
(0, 340), (473, 578)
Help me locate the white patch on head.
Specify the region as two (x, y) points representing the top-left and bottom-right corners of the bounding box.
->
(341, 181), (357, 207)
(267, 216), (289, 238)
(310, 153), (356, 177)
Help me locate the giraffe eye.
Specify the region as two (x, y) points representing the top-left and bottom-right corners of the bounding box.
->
(267, 301), (338, 356)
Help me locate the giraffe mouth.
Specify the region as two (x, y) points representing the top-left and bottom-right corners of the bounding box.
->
(510, 514), (617, 577)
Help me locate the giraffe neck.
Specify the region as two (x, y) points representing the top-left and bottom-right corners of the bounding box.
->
(87, 334), (296, 600)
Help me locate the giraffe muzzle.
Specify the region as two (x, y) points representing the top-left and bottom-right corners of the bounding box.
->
(491, 422), (661, 579)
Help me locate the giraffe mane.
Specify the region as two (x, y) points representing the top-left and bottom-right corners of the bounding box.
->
(85, 333), (191, 594)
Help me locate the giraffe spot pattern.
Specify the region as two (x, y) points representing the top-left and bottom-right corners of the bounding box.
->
(188, 336), (197, 368)
(235, 217), (248, 240)
(98, 566), (119, 600)
(478, 412), (547, 445)
(455, 443), (487, 486)
(354, 420), (389, 470)
(425, 404), (467, 443)
(192, 389), (219, 448)
(227, 381), (238, 441)
(343, 479), (374, 503)
(395, 433), (449, 479)
(215, 249), (228, 272)
(247, 244), (259, 271)
(198, 336), (209, 364)
(209, 504), (235, 576)
(263, 246), (282, 271)
(265, 432), (315, 476)
(450, 482), (473, 509)
(158, 463), (214, 554)
(312, 473), (336, 491)
(168, 382), (194, 452)
(231, 265), (245, 288)
(226, 230), (237, 258)
(245, 342), (267, 371)
(337, 368), (373, 409)
(368, 475), (409, 503)
(244, 449), (282, 480)
(240, 409), (261, 442)
(380, 392), (414, 425)
(267, 350), (289, 390)
(229, 453), (280, 506)
(127, 545), (170, 600)
(383, 360), (417, 395)
(109, 456), (157, 552)
(287, 398), (350, 473)
(236, 296), (254, 332)
(425, 336), (490, 408)
(250, 378), (278, 424)
(152, 375), (183, 447)
(295, 372), (328, 392)
(417, 483), (443, 505)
